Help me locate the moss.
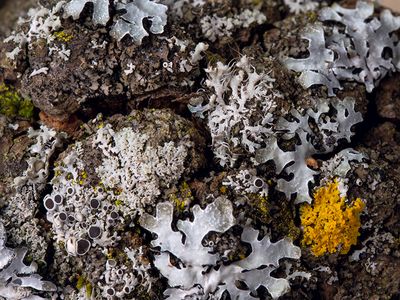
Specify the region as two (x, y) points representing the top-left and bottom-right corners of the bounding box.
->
(53, 31), (74, 43)
(300, 179), (365, 256)
(0, 84), (34, 119)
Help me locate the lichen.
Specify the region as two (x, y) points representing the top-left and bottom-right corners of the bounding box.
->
(300, 180), (365, 256)
(248, 193), (270, 223)
(13, 125), (66, 188)
(284, 0), (319, 14)
(64, 0), (110, 26)
(53, 30), (74, 43)
(255, 97), (363, 203)
(111, 0), (168, 43)
(76, 275), (87, 290)
(44, 147), (125, 255)
(200, 8), (266, 42)
(140, 197), (307, 299)
(0, 221), (57, 299)
(64, 0), (168, 44)
(168, 181), (193, 213)
(4, 2), (64, 60)
(93, 124), (191, 215)
(284, 1), (400, 95)
(189, 56), (278, 167)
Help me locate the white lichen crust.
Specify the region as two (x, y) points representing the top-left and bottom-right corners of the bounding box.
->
(200, 9), (266, 42)
(93, 124), (191, 215)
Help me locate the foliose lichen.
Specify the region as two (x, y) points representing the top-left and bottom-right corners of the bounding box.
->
(64, 0), (168, 44)
(284, 1), (400, 95)
(255, 97), (363, 203)
(140, 197), (308, 299)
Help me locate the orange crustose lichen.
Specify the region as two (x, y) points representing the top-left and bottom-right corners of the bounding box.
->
(300, 180), (365, 257)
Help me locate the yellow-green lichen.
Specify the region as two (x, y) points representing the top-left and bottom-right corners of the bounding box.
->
(113, 187), (123, 196)
(169, 181), (194, 213)
(76, 275), (93, 298)
(271, 200), (301, 241)
(0, 84), (34, 119)
(254, 194), (269, 215)
(76, 275), (86, 290)
(53, 31), (74, 43)
(85, 283), (93, 298)
(78, 170), (88, 185)
(306, 11), (318, 23)
(247, 193), (270, 224)
(280, 216), (300, 241)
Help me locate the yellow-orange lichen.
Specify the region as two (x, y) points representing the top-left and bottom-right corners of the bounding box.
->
(300, 180), (365, 257)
